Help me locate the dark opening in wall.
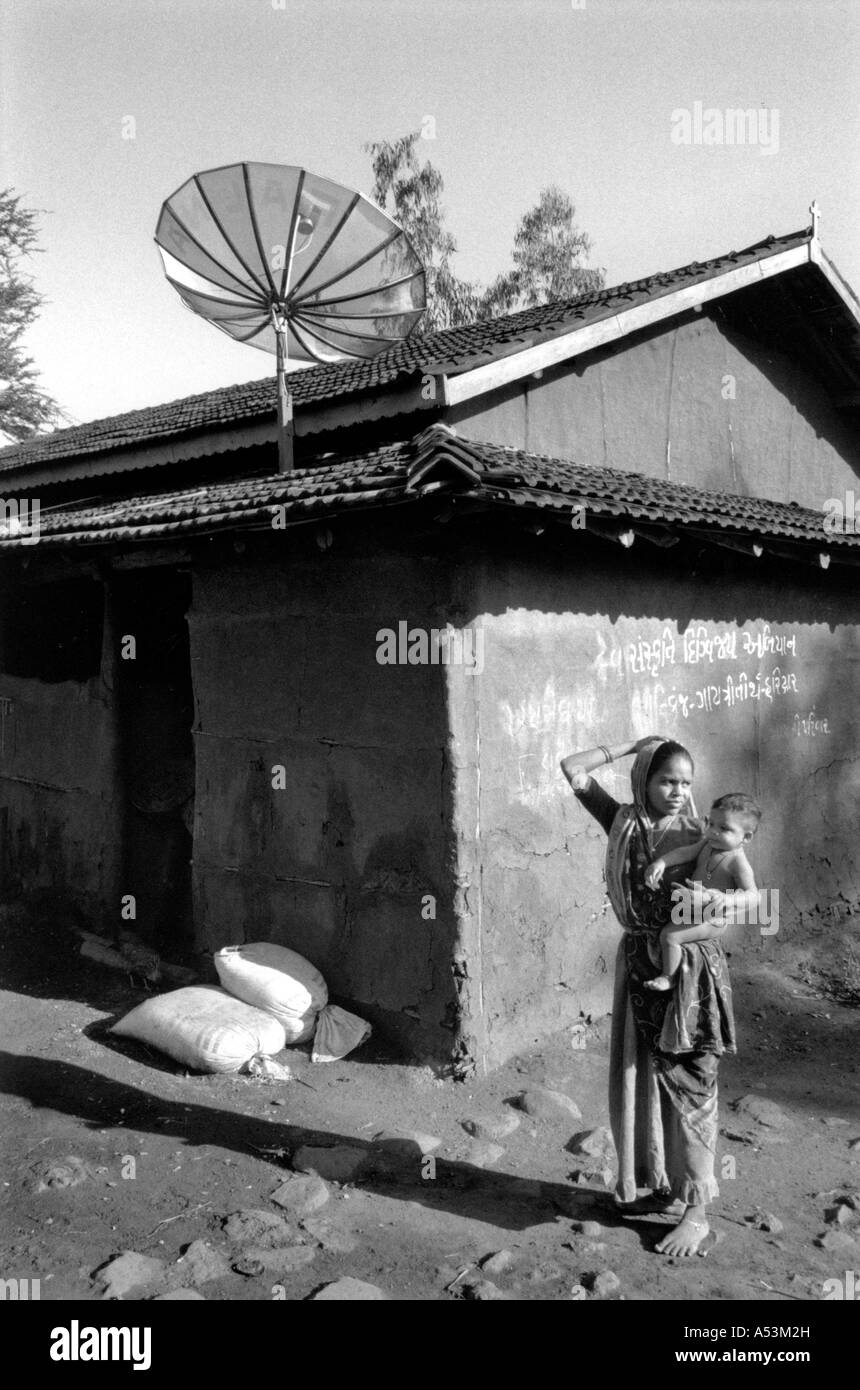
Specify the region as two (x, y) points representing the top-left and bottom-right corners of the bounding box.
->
(0, 577), (104, 682)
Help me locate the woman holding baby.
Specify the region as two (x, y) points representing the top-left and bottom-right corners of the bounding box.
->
(560, 734), (748, 1258)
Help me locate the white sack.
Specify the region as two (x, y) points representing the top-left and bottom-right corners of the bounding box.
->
(214, 943), (327, 1044)
(311, 1004), (372, 1064)
(110, 985), (286, 1073)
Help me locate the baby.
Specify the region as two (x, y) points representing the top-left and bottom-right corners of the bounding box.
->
(643, 792), (761, 991)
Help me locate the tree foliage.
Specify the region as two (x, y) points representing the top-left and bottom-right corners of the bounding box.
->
(0, 189), (60, 442)
(477, 185), (605, 319)
(365, 133), (477, 332)
(365, 135), (604, 332)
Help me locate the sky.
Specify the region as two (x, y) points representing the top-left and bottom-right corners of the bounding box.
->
(1, 0), (858, 427)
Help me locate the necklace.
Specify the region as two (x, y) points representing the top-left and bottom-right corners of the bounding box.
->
(648, 812), (679, 854)
(703, 849), (732, 883)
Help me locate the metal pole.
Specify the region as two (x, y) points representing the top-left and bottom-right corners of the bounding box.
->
(273, 309), (294, 474)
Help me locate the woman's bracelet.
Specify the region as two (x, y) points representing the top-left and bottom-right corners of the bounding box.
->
(598, 744), (613, 765)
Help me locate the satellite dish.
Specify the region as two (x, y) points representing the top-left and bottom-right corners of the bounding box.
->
(155, 162), (426, 471)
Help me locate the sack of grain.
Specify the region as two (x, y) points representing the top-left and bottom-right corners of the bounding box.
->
(214, 943), (327, 1044)
(110, 985), (286, 1073)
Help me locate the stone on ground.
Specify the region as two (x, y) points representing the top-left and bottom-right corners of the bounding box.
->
(240, 1244), (316, 1274)
(731, 1095), (791, 1129)
(95, 1251), (165, 1299)
(587, 1269), (621, 1296)
(465, 1139), (505, 1168)
(517, 1088), (583, 1122)
(270, 1173), (329, 1217)
(152, 1289), (205, 1300)
(815, 1229), (856, 1251)
(571, 1220), (605, 1237)
(300, 1218), (357, 1253)
(223, 1209), (295, 1248)
(30, 1156), (92, 1193)
(175, 1239), (231, 1284)
(480, 1249), (514, 1276)
(567, 1127), (616, 1161)
(310, 1277), (388, 1300)
(372, 1130), (441, 1156)
(464, 1278), (509, 1300)
(462, 1113), (520, 1141)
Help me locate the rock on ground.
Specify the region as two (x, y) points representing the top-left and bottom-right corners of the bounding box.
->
(464, 1279), (509, 1300)
(480, 1249), (515, 1276)
(372, 1130), (441, 1156)
(731, 1095), (791, 1130)
(29, 1156), (92, 1193)
(175, 1239), (232, 1284)
(571, 1220), (605, 1237)
(95, 1251), (165, 1299)
(567, 1127), (616, 1161)
(310, 1277), (388, 1301)
(222, 1209), (295, 1248)
(270, 1174), (329, 1217)
(300, 1218), (357, 1253)
(239, 1244), (317, 1274)
(516, 1088), (583, 1122)
(816, 1229), (857, 1252)
(465, 1140), (505, 1168)
(587, 1269), (621, 1296)
(462, 1113), (521, 1141)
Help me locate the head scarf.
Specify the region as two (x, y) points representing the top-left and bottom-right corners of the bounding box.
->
(604, 738), (697, 927)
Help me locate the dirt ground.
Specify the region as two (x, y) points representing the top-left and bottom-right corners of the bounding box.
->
(2, 905), (859, 1303)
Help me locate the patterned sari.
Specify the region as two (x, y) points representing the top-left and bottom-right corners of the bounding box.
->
(581, 739), (735, 1206)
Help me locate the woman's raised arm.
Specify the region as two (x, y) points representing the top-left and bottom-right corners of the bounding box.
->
(560, 736), (657, 790)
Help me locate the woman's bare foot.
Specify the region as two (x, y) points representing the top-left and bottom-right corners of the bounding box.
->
(655, 1205), (710, 1256)
(644, 975), (673, 991)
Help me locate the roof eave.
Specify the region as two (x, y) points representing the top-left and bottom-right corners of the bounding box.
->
(444, 240), (815, 407)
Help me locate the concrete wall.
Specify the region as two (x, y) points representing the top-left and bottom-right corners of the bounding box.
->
(448, 533), (860, 1068)
(450, 310), (860, 511)
(187, 547), (470, 1064)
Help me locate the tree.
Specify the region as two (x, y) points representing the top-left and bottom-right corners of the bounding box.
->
(0, 188), (61, 443)
(365, 137), (604, 330)
(477, 185), (605, 319)
(365, 133), (478, 332)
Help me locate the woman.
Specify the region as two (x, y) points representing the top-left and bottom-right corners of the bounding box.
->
(560, 734), (735, 1257)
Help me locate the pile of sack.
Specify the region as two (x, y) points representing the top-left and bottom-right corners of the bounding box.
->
(111, 943), (371, 1074)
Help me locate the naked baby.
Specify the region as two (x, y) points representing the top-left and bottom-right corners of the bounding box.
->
(643, 792), (762, 991)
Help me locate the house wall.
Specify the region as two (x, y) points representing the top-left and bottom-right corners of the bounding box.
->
(0, 585), (121, 922)
(450, 310), (860, 511)
(448, 533), (860, 1069)
(187, 546), (474, 1064)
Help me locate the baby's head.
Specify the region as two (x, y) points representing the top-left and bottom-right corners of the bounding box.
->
(705, 793), (762, 850)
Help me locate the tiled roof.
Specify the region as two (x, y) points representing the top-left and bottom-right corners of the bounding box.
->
(2, 422), (854, 562)
(0, 228), (812, 474)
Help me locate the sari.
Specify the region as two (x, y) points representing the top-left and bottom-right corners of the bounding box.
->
(586, 739), (735, 1206)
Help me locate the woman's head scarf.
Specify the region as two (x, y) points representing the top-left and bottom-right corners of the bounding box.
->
(604, 738), (697, 927)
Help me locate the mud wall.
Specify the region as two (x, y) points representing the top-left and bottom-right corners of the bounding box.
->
(450, 310), (860, 511)
(0, 669), (120, 921)
(188, 548), (466, 1063)
(447, 534), (860, 1069)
